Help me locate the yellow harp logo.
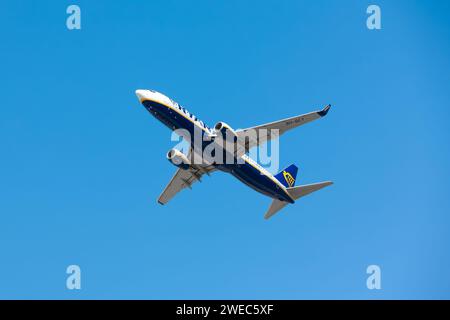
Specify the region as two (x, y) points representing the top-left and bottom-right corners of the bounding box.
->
(282, 171), (295, 187)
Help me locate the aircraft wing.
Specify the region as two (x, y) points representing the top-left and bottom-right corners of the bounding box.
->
(236, 104), (331, 152)
(157, 156), (216, 205)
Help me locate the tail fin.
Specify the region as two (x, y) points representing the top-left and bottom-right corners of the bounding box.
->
(287, 181), (333, 200)
(274, 164), (298, 188)
(264, 181), (333, 220)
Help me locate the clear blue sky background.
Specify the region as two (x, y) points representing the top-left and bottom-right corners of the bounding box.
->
(1, 0), (449, 299)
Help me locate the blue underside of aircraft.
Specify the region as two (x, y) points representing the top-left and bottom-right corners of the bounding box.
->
(142, 100), (294, 203)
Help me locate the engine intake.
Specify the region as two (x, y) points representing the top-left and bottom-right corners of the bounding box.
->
(167, 149), (190, 170)
(214, 122), (237, 137)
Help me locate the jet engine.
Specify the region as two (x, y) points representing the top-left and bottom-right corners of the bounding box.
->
(167, 149), (190, 170)
(214, 122), (237, 139)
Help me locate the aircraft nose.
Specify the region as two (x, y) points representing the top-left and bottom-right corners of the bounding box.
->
(135, 89), (148, 103)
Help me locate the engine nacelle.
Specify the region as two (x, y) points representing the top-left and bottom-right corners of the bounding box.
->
(214, 122), (237, 138)
(167, 149), (190, 170)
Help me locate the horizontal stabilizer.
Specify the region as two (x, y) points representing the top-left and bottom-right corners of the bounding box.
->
(264, 199), (289, 220)
(287, 181), (333, 200)
(264, 181), (333, 220)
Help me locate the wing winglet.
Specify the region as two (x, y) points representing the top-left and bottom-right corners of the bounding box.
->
(318, 104), (331, 117)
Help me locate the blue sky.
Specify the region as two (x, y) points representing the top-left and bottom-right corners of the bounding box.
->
(1, 0), (449, 299)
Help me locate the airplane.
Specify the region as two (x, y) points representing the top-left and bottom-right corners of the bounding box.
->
(135, 89), (333, 219)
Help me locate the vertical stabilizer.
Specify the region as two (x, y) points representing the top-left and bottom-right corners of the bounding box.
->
(274, 164), (298, 188)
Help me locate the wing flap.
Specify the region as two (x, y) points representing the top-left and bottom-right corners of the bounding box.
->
(157, 165), (215, 205)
